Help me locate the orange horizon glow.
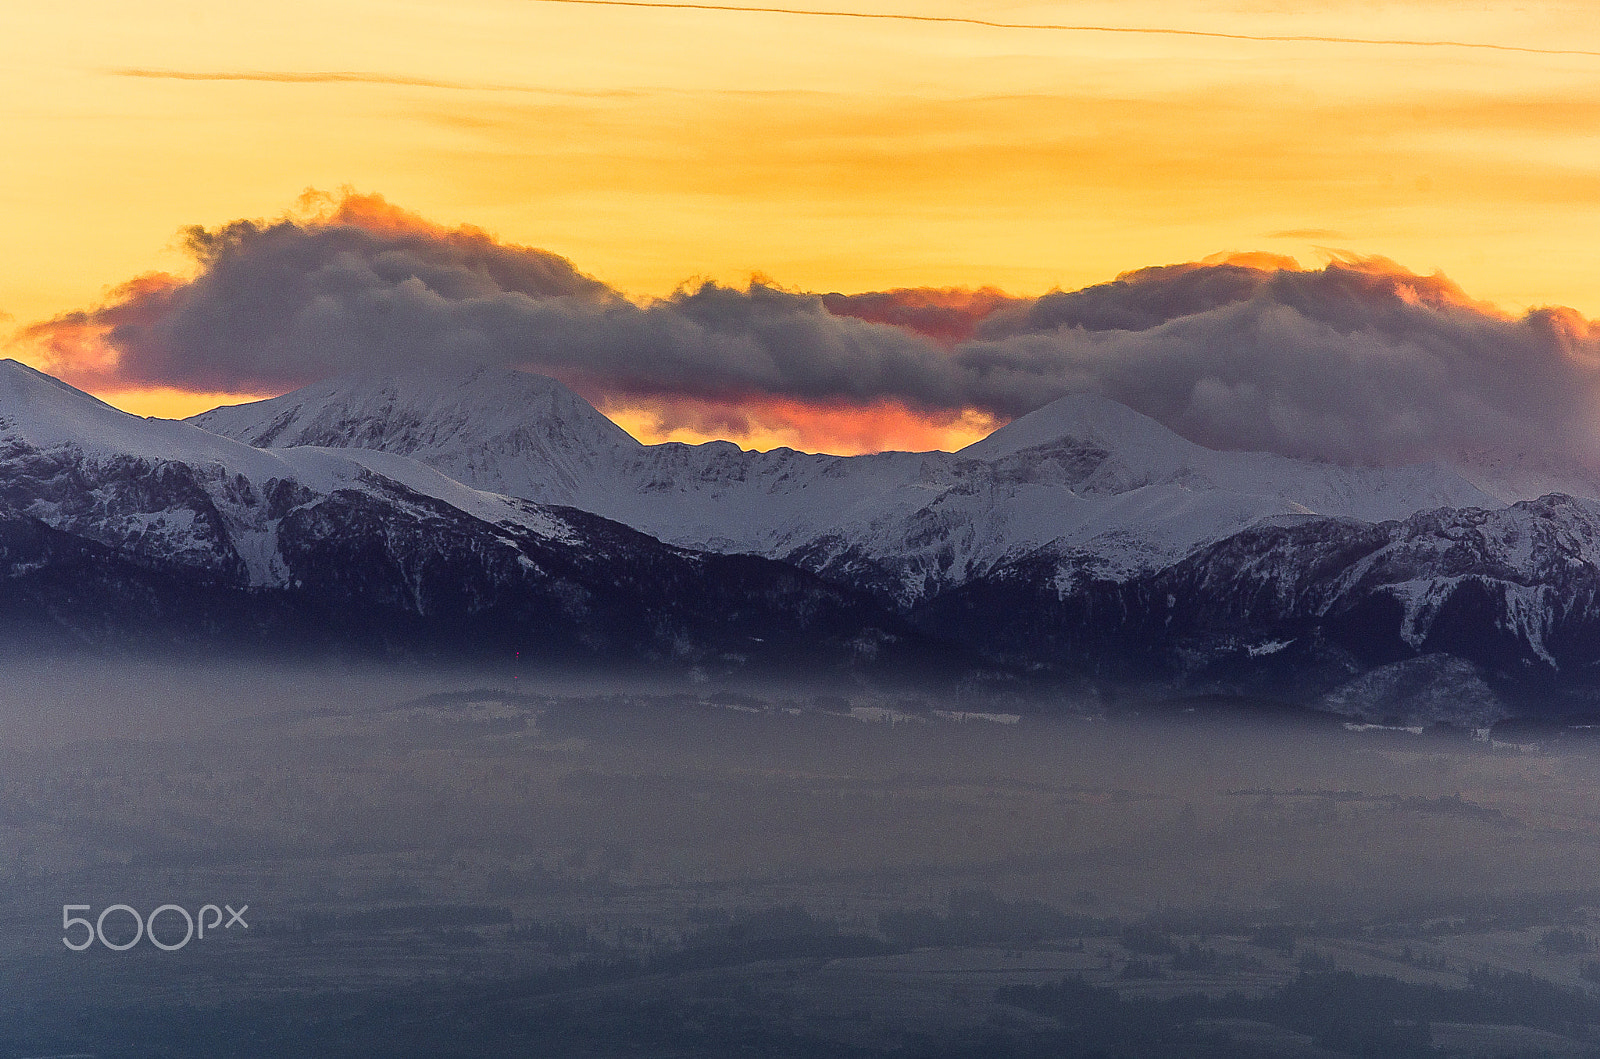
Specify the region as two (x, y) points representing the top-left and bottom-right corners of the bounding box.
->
(67, 379), (1006, 454)
(66, 383), (1002, 456)
(596, 392), (1004, 454)
(92, 387), (277, 421)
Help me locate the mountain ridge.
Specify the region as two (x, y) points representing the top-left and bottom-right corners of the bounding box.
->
(4, 359), (1598, 717)
(0, 360), (951, 676)
(189, 366), (1502, 607)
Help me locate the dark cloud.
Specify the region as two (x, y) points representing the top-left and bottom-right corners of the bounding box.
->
(951, 255), (1600, 464)
(975, 259), (1279, 337)
(958, 290), (1600, 465)
(820, 288), (1017, 344)
(21, 193), (1600, 466)
(26, 195), (619, 393)
(23, 195), (971, 407)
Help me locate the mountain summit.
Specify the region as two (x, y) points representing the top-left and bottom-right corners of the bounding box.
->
(192, 367), (1497, 605)
(190, 364), (640, 499)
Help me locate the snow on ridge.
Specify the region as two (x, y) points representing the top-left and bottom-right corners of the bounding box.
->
(181, 365), (1520, 604)
(959, 390), (1199, 464)
(191, 363), (638, 458)
(1451, 450), (1600, 505)
(0, 362), (589, 586)
(0, 359), (340, 492)
(280, 446), (580, 544)
(0, 359), (581, 539)
(11, 360), (1600, 681)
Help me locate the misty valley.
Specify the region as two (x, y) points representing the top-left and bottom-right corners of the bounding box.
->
(8, 662), (1600, 1056)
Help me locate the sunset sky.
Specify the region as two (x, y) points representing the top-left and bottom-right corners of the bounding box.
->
(4, 0), (1599, 453)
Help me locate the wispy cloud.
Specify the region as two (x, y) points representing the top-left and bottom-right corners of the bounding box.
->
(525, 0), (1600, 59)
(109, 68), (638, 97)
(1268, 228), (1346, 240)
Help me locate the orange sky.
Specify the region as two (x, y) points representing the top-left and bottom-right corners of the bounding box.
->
(4, 0), (1600, 451)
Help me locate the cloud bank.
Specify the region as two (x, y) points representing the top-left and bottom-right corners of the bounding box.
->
(21, 193), (1600, 465)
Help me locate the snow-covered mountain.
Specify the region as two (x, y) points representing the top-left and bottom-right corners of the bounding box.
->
(184, 364), (1600, 715)
(917, 493), (1600, 719)
(190, 367), (1498, 606)
(1450, 449), (1600, 507)
(0, 360), (944, 672)
(189, 365), (644, 501)
(16, 357), (1600, 714)
(0, 360), (598, 588)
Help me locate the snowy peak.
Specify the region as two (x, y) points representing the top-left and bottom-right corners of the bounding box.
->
(191, 365), (638, 455)
(190, 365), (643, 504)
(959, 390), (1197, 464)
(0, 357), (166, 449)
(0, 362), (612, 589)
(0, 358), (307, 474)
(958, 387), (1492, 517)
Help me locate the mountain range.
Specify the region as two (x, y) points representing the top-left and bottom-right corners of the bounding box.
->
(0, 361), (945, 675)
(189, 366), (1497, 607)
(3, 357), (1599, 721)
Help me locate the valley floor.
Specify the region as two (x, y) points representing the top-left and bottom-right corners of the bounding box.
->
(5, 661), (1600, 1057)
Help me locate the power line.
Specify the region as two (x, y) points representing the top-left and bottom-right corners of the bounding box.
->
(529, 0), (1600, 59)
